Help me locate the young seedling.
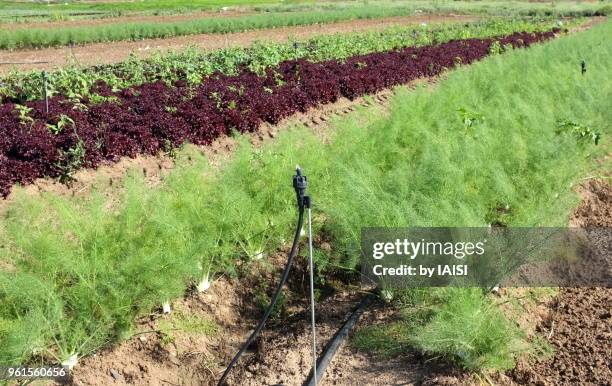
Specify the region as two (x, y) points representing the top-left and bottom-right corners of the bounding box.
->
(56, 137), (86, 183)
(381, 288), (394, 303)
(14, 104), (34, 126)
(46, 114), (74, 135)
(489, 41), (502, 55)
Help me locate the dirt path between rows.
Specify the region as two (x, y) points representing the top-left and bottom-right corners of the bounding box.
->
(248, 297), (454, 386)
(0, 14), (475, 74)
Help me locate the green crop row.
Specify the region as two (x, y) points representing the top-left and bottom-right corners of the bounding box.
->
(2, 0), (606, 49)
(0, 19), (609, 370)
(1, 18), (571, 102)
(1, 0), (608, 24)
(258, 0), (612, 18)
(0, 0), (289, 23)
(0, 5), (429, 50)
(0, 0), (283, 16)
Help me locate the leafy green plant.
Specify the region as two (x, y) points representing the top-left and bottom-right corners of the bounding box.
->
(556, 119), (601, 145)
(46, 114), (74, 135)
(457, 107), (485, 132)
(56, 139), (86, 183)
(162, 139), (180, 159)
(0, 18), (568, 102)
(353, 322), (411, 358)
(254, 282), (286, 320)
(158, 311), (219, 346)
(489, 40), (503, 55)
(410, 288), (525, 371)
(14, 104), (33, 126)
(88, 94), (120, 105)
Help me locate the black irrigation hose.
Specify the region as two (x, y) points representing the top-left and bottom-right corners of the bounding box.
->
(304, 294), (374, 386)
(217, 168), (309, 386)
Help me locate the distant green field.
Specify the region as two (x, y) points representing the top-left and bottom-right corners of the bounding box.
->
(1, 0), (610, 50)
(0, 0), (291, 20)
(0, 5), (421, 49)
(0, 0), (609, 49)
(0, 0), (283, 12)
(1, 0), (610, 21)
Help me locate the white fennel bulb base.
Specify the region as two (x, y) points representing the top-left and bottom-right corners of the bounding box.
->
(62, 353), (79, 370)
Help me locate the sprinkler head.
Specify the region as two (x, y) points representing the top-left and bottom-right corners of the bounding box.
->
(293, 167), (308, 208)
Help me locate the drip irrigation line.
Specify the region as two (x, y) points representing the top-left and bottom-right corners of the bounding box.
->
(304, 294), (374, 386)
(217, 206), (303, 385)
(217, 167), (309, 386)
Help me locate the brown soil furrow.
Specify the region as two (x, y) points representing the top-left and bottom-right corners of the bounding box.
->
(319, 303), (428, 386)
(0, 15), (476, 74)
(225, 290), (367, 386)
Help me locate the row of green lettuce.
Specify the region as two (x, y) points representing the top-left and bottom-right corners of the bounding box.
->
(0, 18), (575, 102)
(0, 19), (609, 372)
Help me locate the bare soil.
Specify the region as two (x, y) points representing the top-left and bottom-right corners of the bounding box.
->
(318, 304), (461, 386)
(224, 288), (365, 386)
(72, 278), (247, 386)
(0, 14), (476, 74)
(509, 180), (612, 386)
(570, 179), (612, 228)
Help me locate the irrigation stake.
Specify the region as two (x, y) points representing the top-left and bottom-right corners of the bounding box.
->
(42, 71), (49, 113)
(293, 41), (299, 61)
(305, 194), (318, 385)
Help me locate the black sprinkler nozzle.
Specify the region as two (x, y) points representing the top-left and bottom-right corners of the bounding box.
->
(293, 167), (308, 208)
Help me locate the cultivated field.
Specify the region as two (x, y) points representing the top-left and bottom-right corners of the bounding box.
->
(0, 1), (610, 385)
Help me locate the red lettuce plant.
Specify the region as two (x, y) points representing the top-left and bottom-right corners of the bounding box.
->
(0, 30), (558, 197)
